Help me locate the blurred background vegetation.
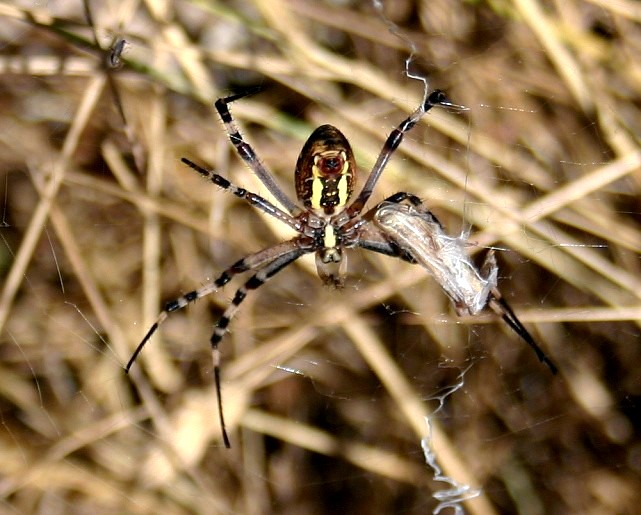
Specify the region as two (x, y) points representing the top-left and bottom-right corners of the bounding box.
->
(1, 0), (640, 513)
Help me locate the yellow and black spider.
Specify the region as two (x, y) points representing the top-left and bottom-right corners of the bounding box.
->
(127, 89), (555, 448)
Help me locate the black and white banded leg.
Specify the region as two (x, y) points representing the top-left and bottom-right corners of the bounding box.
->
(347, 90), (452, 216)
(181, 158), (301, 231)
(208, 246), (309, 447)
(214, 93), (301, 216)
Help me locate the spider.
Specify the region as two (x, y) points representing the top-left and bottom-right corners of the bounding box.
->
(126, 89), (555, 448)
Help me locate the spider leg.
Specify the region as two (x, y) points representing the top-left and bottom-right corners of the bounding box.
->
(182, 158), (301, 232)
(126, 240), (307, 372)
(209, 246), (309, 448)
(345, 193), (432, 261)
(215, 94), (301, 216)
(488, 291), (558, 374)
(376, 192), (446, 229)
(343, 191), (441, 238)
(348, 90), (450, 216)
(378, 191), (423, 206)
(356, 237), (416, 264)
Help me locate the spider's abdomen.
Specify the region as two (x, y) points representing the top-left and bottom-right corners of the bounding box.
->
(295, 124), (356, 216)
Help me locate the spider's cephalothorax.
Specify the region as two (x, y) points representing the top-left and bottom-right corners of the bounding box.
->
(126, 89), (555, 448)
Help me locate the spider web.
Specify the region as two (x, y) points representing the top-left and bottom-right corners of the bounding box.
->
(1, 1), (640, 513)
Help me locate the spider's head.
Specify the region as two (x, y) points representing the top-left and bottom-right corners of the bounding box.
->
(295, 124), (356, 217)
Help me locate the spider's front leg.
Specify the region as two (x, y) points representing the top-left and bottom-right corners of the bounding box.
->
(181, 158), (301, 232)
(347, 90), (452, 216)
(214, 92), (300, 215)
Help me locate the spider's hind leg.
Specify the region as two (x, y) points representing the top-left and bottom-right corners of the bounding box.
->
(208, 245), (308, 448)
(126, 241), (308, 372)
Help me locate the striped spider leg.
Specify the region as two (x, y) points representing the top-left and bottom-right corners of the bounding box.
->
(126, 89), (451, 447)
(370, 193), (557, 374)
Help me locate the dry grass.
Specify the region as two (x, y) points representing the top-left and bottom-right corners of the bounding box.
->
(1, 0), (641, 513)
